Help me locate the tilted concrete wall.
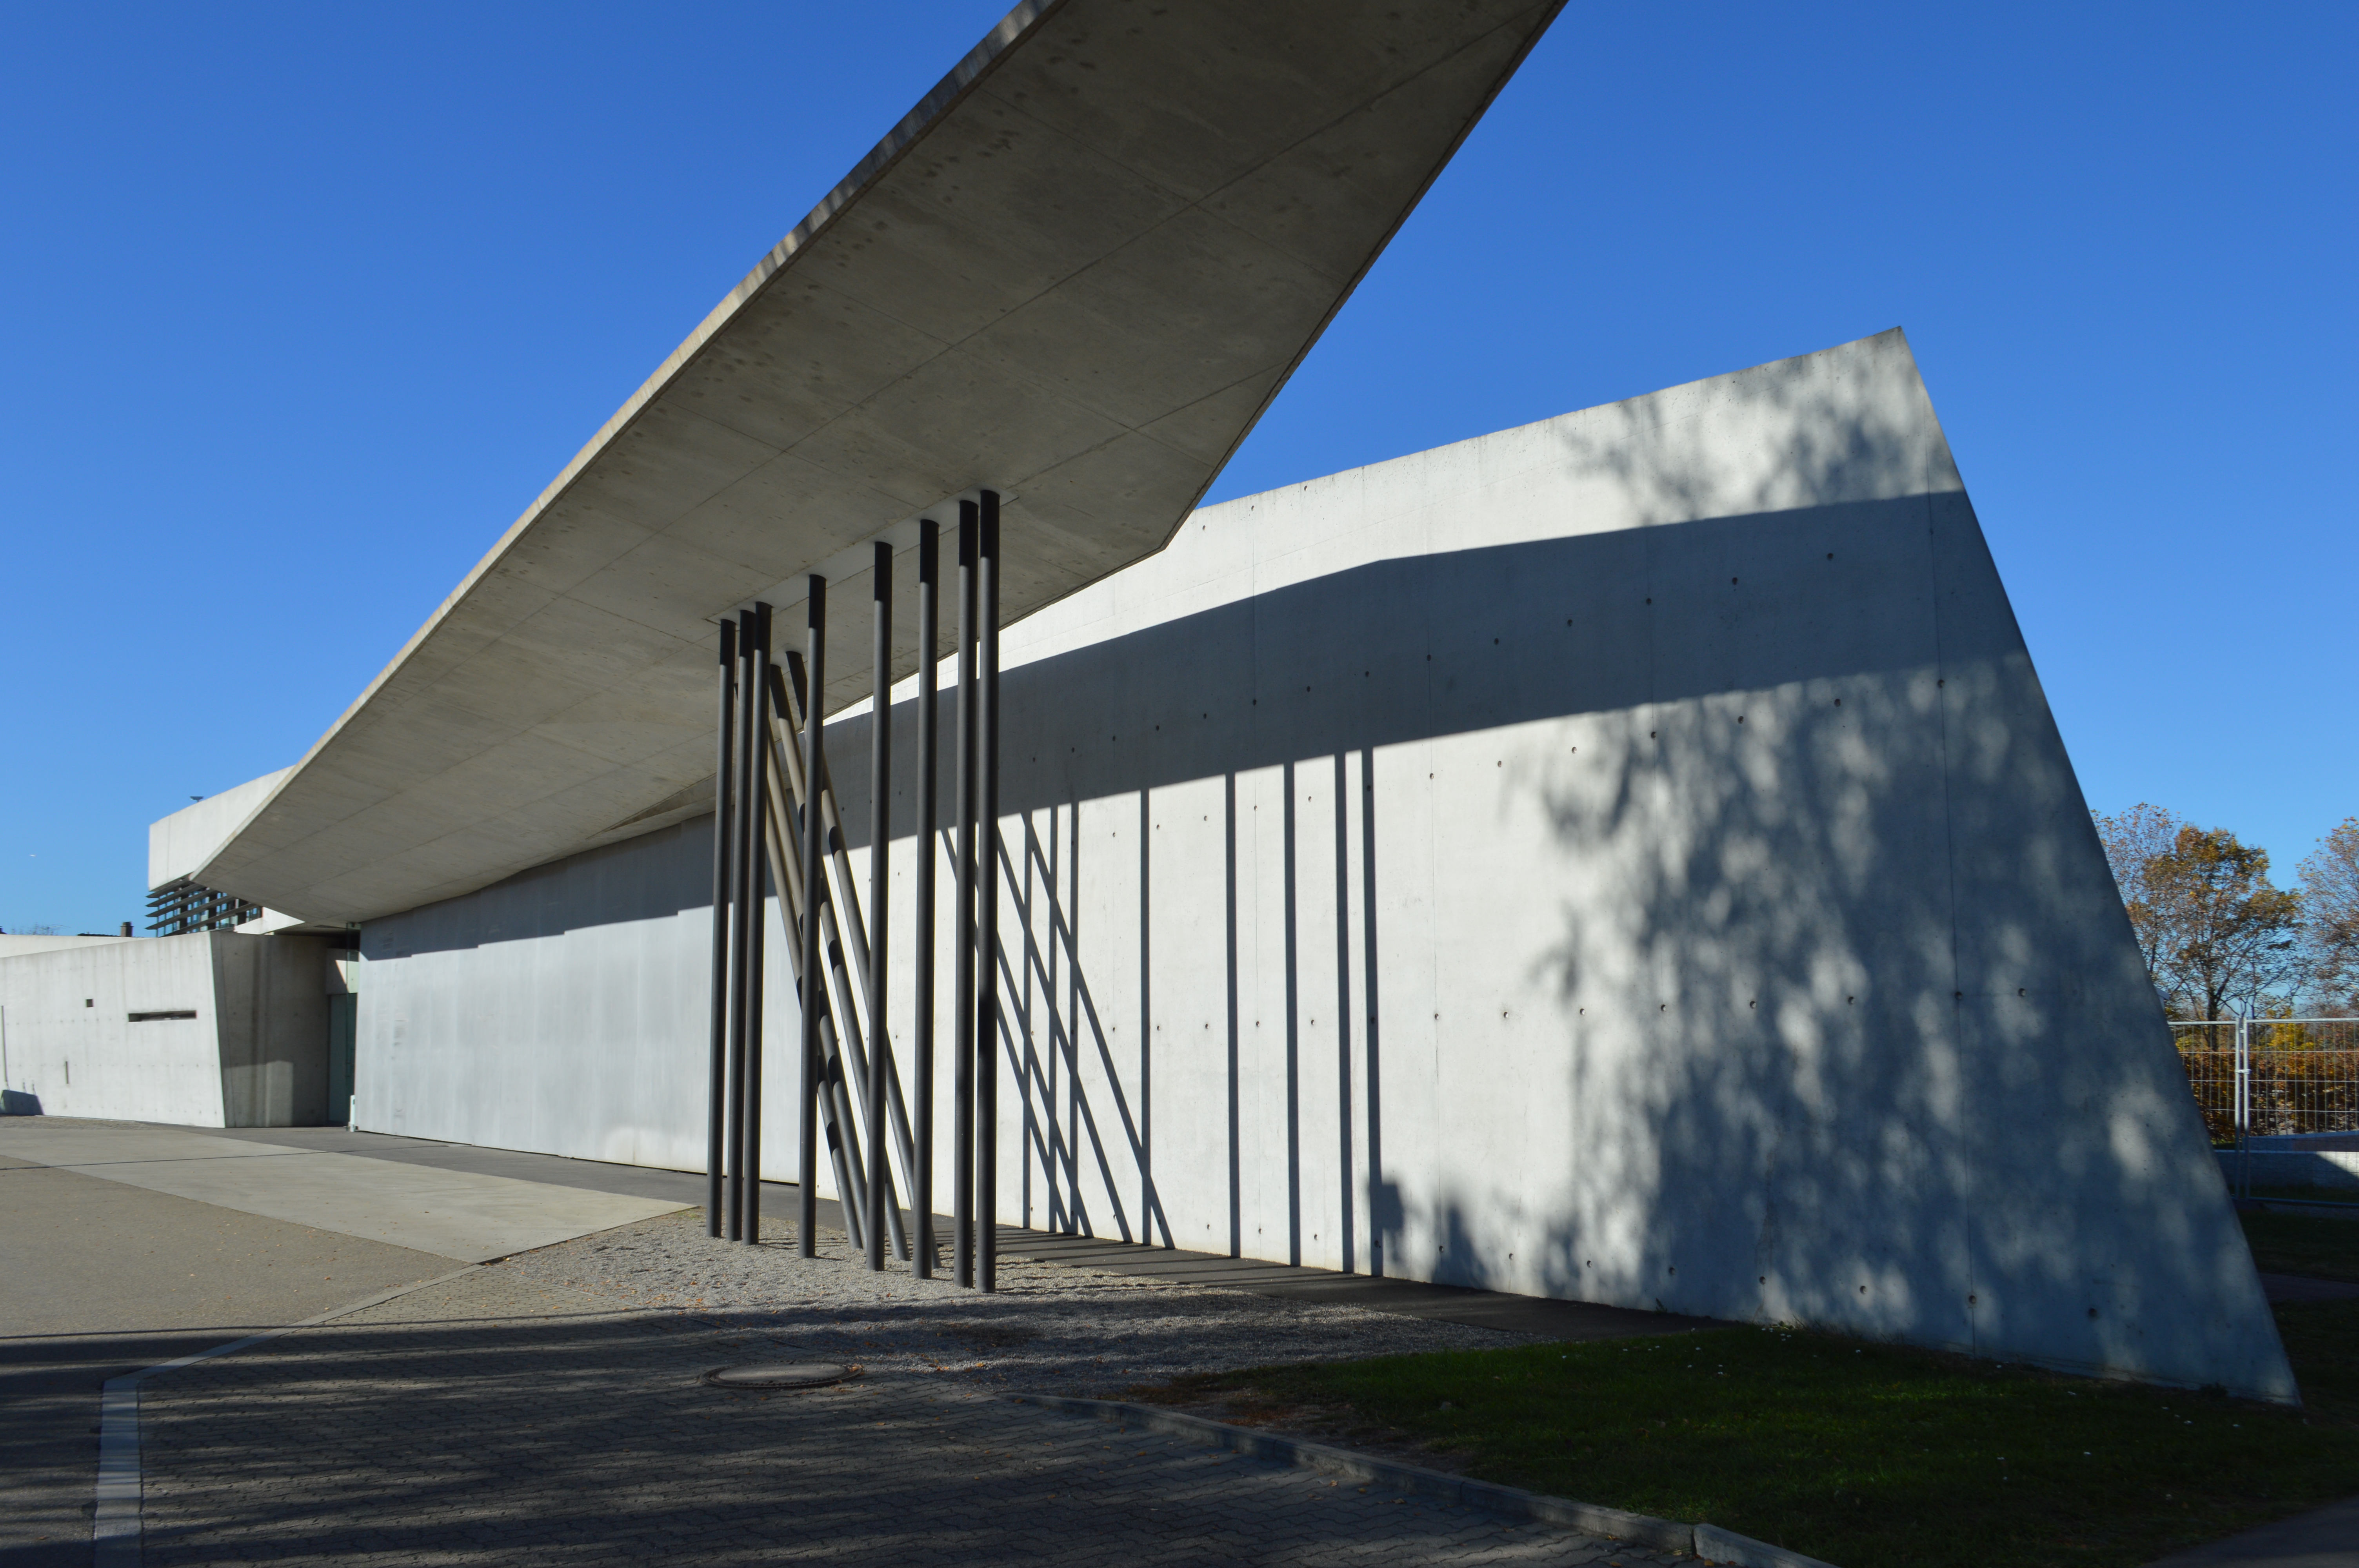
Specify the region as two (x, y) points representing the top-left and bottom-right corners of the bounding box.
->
(0, 931), (332, 1125)
(150, 769), (292, 889)
(0, 934), (136, 959)
(350, 332), (2289, 1399)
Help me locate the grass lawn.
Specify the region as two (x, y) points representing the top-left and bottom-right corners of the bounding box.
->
(1129, 1278), (2359, 1566)
(2239, 1204), (2359, 1290)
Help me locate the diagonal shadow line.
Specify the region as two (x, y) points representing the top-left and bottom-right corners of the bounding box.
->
(1005, 825), (1134, 1242)
(1010, 816), (1085, 1234)
(1009, 813), (1054, 1234)
(1008, 825), (1154, 1238)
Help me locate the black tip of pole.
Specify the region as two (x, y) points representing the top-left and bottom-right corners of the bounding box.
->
(958, 499), (978, 564)
(718, 619), (736, 662)
(980, 490), (999, 553)
(918, 518), (938, 580)
(874, 540), (892, 597)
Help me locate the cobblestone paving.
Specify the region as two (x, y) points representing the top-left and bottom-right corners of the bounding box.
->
(137, 1255), (1690, 1566)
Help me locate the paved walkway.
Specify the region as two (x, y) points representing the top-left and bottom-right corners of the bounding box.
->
(16, 1118), (2353, 1566)
(1, 1121), (685, 1261)
(136, 1265), (1683, 1567)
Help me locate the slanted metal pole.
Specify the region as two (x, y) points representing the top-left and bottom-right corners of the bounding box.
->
(913, 520), (939, 1278)
(867, 543), (892, 1269)
(754, 723), (863, 1247)
(978, 492), (1001, 1292)
(799, 579), (827, 1257)
(953, 501), (978, 1288)
(707, 619), (735, 1237)
(742, 603), (771, 1242)
(770, 658), (908, 1262)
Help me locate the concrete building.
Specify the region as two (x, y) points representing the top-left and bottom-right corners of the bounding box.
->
(0, 780), (353, 1124)
(9, 1), (2290, 1403)
(0, 929), (340, 1125)
(332, 332), (2290, 1401)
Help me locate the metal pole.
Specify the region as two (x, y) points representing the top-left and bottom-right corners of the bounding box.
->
(953, 501), (978, 1288)
(978, 491), (1001, 1293)
(913, 520), (938, 1279)
(769, 658), (911, 1261)
(754, 693), (868, 1250)
(2236, 1011), (2252, 1199)
(726, 615), (756, 1243)
(732, 610), (763, 1238)
(742, 602), (771, 1242)
(707, 619), (735, 1237)
(800, 581), (827, 1255)
(867, 542), (892, 1270)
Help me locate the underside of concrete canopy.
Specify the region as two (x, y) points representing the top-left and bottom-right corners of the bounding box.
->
(198, 0), (1565, 925)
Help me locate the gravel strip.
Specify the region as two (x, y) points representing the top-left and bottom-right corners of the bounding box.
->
(500, 1208), (1531, 1397)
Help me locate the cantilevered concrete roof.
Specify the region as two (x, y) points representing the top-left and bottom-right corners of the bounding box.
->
(198, 0), (1565, 924)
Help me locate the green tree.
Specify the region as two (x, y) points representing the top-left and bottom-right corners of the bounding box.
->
(2092, 807), (2302, 1019)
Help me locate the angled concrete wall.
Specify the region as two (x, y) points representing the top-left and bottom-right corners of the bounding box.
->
(0, 934), (135, 960)
(0, 931), (333, 1125)
(150, 769), (291, 889)
(351, 332), (2288, 1399)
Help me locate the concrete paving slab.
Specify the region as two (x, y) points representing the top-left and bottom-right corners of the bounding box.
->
(192, 1123), (722, 1205)
(0, 1122), (688, 1263)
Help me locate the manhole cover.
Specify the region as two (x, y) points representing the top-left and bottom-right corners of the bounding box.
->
(701, 1363), (861, 1390)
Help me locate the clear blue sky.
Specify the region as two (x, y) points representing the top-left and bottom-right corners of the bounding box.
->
(2, 2), (2350, 933)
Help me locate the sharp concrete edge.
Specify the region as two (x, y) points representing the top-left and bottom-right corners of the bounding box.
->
(1008, 1394), (1841, 1568)
(91, 1263), (480, 1566)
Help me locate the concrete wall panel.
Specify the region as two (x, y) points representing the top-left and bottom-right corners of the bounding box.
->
(354, 819), (727, 1172)
(211, 933), (332, 1126)
(0, 931), (330, 1126)
(348, 332), (2287, 1400)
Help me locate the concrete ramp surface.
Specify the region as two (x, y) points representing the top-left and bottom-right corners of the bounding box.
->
(0, 1122), (686, 1262)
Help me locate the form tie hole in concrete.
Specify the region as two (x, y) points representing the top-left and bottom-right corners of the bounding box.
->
(702, 1363), (862, 1391)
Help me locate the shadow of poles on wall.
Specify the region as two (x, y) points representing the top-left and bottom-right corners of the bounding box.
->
(620, 507), (2201, 1354)
(803, 496), (1981, 1285)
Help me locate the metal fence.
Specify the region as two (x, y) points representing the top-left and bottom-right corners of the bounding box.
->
(2172, 1018), (2359, 1146)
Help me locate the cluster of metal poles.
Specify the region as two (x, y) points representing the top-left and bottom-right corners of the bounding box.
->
(706, 493), (1001, 1290)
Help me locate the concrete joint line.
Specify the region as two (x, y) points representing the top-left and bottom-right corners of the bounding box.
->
(91, 1264), (480, 1566)
(1007, 1394), (1840, 1568)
